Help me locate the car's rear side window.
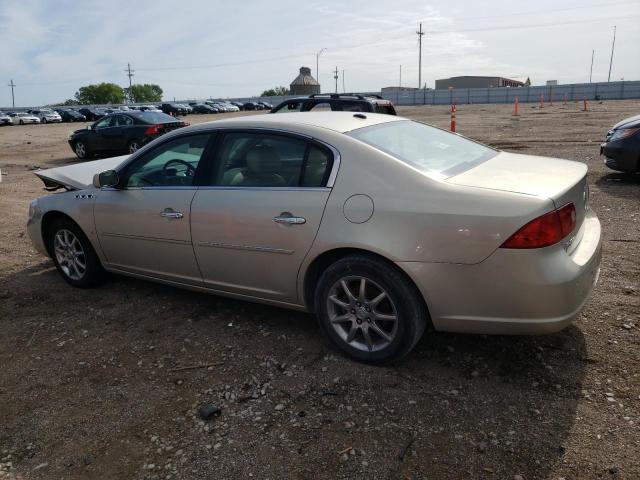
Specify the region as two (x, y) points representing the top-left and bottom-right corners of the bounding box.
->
(212, 132), (333, 188)
(274, 101), (303, 113)
(348, 120), (496, 179)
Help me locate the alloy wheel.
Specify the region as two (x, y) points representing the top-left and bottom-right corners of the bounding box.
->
(54, 229), (86, 281)
(326, 276), (398, 352)
(75, 142), (86, 158)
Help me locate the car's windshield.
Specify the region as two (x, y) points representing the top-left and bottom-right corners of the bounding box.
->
(347, 120), (497, 179)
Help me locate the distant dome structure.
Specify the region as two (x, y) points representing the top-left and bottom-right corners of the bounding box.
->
(290, 66), (320, 95)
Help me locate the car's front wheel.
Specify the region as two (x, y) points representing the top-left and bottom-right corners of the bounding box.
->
(42, 118), (47, 124)
(48, 218), (105, 288)
(74, 141), (89, 159)
(314, 255), (427, 364)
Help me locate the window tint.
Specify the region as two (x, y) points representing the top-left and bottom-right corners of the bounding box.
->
(94, 116), (113, 129)
(125, 134), (210, 187)
(115, 115), (133, 126)
(338, 101), (367, 112)
(308, 102), (332, 111)
(274, 101), (303, 113)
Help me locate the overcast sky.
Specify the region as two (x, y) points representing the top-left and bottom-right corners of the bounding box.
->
(1, 0), (639, 106)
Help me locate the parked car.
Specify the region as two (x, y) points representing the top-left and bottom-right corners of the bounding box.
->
(258, 101), (274, 110)
(161, 103), (189, 116)
(190, 103), (218, 114)
(28, 112), (601, 363)
(67, 111), (188, 159)
(139, 105), (162, 112)
(56, 109), (87, 122)
(601, 114), (640, 173)
(0, 111), (12, 126)
(229, 101), (244, 110)
(271, 93), (396, 115)
(242, 102), (260, 111)
(78, 108), (107, 121)
(27, 108), (62, 123)
(9, 112), (40, 125)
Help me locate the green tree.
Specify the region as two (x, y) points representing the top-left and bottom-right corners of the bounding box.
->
(126, 84), (163, 103)
(74, 83), (125, 104)
(260, 86), (290, 97)
(49, 98), (79, 107)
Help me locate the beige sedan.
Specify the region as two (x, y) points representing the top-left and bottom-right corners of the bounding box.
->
(27, 112), (601, 362)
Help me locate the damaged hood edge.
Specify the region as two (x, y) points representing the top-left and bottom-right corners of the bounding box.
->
(34, 155), (129, 190)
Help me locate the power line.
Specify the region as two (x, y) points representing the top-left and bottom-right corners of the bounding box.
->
(416, 22), (425, 89)
(8, 80), (16, 108)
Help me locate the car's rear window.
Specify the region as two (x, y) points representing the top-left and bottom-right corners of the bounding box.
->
(347, 120), (497, 179)
(136, 112), (179, 124)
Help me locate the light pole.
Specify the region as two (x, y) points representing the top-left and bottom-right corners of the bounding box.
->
(316, 48), (326, 93)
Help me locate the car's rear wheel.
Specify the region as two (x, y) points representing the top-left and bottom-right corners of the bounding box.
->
(74, 141), (88, 159)
(42, 118), (47, 124)
(314, 255), (427, 364)
(48, 218), (105, 288)
(128, 140), (141, 154)
(19, 120), (24, 125)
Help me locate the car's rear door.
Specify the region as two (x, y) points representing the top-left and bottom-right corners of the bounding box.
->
(190, 130), (336, 304)
(93, 133), (215, 285)
(98, 114), (131, 152)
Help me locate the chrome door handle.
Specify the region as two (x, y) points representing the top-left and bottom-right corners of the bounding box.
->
(160, 209), (184, 219)
(273, 213), (306, 225)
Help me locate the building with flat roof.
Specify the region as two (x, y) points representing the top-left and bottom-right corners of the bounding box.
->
(435, 76), (530, 90)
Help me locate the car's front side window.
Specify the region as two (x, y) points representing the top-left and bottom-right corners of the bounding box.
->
(308, 102), (332, 111)
(212, 132), (333, 188)
(94, 117), (113, 129)
(275, 101), (302, 113)
(124, 134), (211, 188)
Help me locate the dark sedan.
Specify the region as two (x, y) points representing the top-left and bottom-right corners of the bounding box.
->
(57, 109), (87, 122)
(68, 111), (188, 159)
(78, 107), (107, 121)
(189, 103), (218, 114)
(242, 102), (260, 111)
(601, 114), (640, 173)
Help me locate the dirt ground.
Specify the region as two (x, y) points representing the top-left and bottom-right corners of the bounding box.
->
(0, 102), (638, 480)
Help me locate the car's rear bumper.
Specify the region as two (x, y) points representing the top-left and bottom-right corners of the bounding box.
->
(399, 208), (602, 335)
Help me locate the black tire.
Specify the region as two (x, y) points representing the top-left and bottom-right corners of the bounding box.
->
(48, 218), (105, 288)
(42, 118), (47, 124)
(314, 255), (427, 364)
(19, 120), (24, 125)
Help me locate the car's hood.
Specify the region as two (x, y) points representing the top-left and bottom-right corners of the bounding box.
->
(612, 114), (640, 130)
(34, 155), (129, 190)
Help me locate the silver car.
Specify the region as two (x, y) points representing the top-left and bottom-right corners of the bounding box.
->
(27, 112), (602, 362)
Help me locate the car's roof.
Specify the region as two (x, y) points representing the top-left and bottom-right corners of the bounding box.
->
(187, 111), (403, 134)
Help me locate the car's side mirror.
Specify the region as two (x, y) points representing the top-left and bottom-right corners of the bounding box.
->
(93, 170), (119, 188)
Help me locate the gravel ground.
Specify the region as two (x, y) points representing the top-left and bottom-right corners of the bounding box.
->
(0, 101), (638, 480)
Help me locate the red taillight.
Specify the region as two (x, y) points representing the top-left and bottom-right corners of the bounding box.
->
(144, 124), (163, 135)
(501, 203), (576, 249)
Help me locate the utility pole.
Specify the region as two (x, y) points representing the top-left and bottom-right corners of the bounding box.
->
(399, 64), (402, 88)
(416, 22), (425, 89)
(124, 62), (135, 102)
(607, 26), (616, 82)
(8, 80), (15, 108)
(589, 50), (594, 83)
(334, 66), (339, 94)
(342, 69), (345, 93)
(316, 48), (326, 93)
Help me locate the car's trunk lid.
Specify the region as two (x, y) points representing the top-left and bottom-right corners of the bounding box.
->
(446, 151), (589, 228)
(34, 155), (129, 190)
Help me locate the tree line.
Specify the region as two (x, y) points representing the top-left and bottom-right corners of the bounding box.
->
(55, 82), (164, 105)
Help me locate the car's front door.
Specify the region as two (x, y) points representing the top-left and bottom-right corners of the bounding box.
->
(190, 130), (336, 304)
(94, 133), (214, 285)
(88, 116), (115, 152)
